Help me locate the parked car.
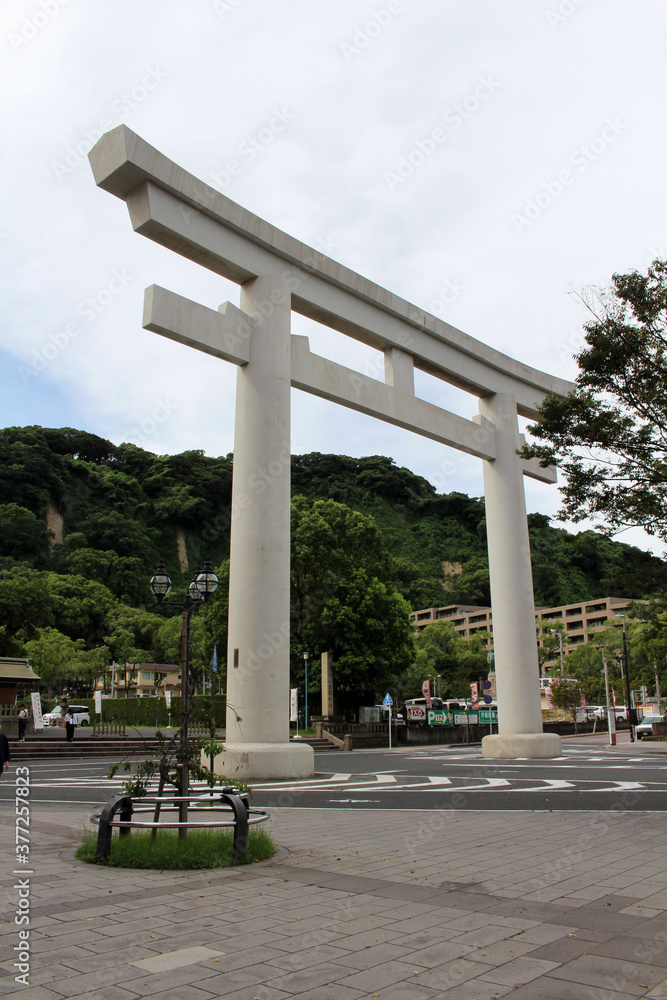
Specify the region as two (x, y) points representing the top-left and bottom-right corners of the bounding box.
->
(43, 705), (90, 727)
(43, 707), (64, 727)
(575, 706), (598, 722)
(636, 714), (665, 740)
(592, 706), (640, 726)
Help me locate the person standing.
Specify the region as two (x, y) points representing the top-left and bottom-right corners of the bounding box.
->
(0, 723), (10, 776)
(64, 707), (78, 743)
(17, 704), (28, 742)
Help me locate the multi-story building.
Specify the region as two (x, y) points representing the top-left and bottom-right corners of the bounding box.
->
(410, 597), (633, 661)
(94, 663), (180, 698)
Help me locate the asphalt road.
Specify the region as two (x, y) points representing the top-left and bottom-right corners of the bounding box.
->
(1, 733), (665, 812)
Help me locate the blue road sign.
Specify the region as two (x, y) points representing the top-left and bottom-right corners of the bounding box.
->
(383, 693), (393, 707)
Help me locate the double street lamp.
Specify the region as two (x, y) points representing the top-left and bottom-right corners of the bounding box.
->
(149, 559), (219, 832)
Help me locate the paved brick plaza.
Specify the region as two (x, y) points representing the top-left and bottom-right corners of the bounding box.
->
(2, 772), (667, 998)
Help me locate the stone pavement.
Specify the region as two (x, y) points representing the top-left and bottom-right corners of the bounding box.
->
(2, 774), (667, 997)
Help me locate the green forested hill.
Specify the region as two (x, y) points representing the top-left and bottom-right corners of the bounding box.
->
(1, 426), (666, 699)
(291, 452), (667, 609)
(1, 426), (665, 613)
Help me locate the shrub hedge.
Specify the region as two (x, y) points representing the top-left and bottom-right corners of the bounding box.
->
(40, 695), (225, 728)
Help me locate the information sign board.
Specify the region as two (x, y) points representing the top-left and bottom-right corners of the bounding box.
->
(30, 692), (44, 731)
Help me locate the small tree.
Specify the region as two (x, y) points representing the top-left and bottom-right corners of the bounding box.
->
(536, 620), (565, 678)
(548, 677), (585, 731)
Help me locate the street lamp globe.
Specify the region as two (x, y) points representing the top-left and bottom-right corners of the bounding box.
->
(149, 562), (172, 601)
(188, 576), (205, 603)
(194, 560), (220, 598)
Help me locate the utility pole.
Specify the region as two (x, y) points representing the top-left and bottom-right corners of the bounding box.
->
(620, 616), (634, 742)
(601, 648), (616, 746)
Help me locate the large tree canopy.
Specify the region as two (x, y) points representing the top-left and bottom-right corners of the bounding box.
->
(290, 496), (414, 705)
(522, 259), (667, 540)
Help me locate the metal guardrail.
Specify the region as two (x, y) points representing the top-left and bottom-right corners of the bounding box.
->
(92, 721), (127, 736)
(91, 789), (269, 862)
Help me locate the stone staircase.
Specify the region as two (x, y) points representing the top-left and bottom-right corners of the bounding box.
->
(290, 736), (340, 752)
(13, 733), (340, 760)
(9, 736), (165, 761)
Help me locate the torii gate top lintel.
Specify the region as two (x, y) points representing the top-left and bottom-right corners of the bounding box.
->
(89, 125), (574, 420)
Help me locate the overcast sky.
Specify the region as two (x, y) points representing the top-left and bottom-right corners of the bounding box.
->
(1, 1), (665, 552)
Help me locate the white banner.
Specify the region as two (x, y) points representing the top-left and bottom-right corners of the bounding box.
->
(30, 692), (44, 731)
(94, 690), (102, 715)
(165, 690), (172, 708)
(290, 688), (298, 722)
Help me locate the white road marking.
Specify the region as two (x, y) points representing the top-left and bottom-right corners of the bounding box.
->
(513, 779), (575, 792)
(441, 778), (511, 791)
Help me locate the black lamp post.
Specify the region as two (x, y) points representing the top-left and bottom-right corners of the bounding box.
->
(150, 559), (219, 836)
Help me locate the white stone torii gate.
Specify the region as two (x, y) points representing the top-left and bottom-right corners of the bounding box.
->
(89, 126), (574, 779)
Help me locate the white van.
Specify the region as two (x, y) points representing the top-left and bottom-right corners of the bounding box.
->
(43, 704), (91, 727)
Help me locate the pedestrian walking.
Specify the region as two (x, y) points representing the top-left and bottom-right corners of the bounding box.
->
(64, 708), (78, 743)
(0, 722), (10, 776)
(17, 704), (28, 742)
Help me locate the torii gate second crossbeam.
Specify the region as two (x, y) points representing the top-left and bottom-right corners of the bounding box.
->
(89, 126), (574, 779)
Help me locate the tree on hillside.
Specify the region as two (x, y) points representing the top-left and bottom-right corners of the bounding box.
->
(0, 566), (54, 655)
(522, 259), (667, 541)
(0, 504), (52, 563)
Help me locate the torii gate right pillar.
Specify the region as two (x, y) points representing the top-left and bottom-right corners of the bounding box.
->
(478, 393), (562, 759)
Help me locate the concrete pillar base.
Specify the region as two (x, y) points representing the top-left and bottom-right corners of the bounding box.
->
(481, 733), (562, 759)
(210, 742), (315, 781)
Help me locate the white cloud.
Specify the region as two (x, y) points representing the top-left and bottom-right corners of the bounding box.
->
(1, 0), (665, 555)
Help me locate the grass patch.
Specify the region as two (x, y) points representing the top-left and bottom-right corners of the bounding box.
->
(76, 827), (276, 869)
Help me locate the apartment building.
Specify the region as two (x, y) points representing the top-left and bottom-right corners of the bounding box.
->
(410, 597), (633, 657)
(94, 663), (180, 698)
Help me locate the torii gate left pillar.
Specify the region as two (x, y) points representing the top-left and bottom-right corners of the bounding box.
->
(223, 275), (313, 778)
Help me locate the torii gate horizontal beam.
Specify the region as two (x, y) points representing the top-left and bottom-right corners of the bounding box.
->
(144, 284), (556, 483)
(89, 126), (574, 420)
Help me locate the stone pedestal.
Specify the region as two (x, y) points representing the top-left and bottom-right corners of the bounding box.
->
(211, 742), (314, 781)
(481, 732), (563, 759)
